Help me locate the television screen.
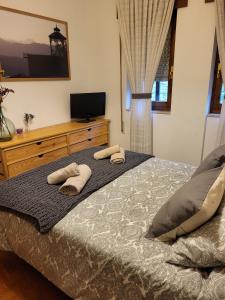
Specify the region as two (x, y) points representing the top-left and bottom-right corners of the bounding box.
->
(70, 92), (106, 121)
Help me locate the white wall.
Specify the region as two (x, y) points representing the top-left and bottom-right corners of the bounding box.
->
(0, 0), (123, 148)
(0, 0), (217, 166)
(203, 115), (219, 158)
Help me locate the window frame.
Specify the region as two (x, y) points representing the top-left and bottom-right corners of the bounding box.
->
(210, 50), (223, 114)
(152, 10), (177, 112)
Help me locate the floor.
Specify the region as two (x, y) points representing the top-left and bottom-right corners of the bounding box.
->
(0, 251), (72, 300)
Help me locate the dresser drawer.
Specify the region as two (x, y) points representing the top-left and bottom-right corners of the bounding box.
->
(5, 136), (67, 164)
(69, 134), (108, 154)
(0, 155), (3, 175)
(0, 161), (4, 175)
(8, 147), (68, 177)
(68, 125), (108, 145)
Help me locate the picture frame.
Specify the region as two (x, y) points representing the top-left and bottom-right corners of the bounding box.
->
(0, 6), (70, 81)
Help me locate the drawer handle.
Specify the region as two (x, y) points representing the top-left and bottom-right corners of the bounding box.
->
(36, 141), (42, 146)
(87, 128), (92, 131)
(38, 154), (44, 158)
(88, 138), (92, 142)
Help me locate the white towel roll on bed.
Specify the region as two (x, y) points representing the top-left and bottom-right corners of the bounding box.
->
(47, 162), (80, 185)
(94, 145), (120, 160)
(110, 147), (125, 164)
(59, 164), (92, 196)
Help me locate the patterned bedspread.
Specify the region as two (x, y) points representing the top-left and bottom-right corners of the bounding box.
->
(0, 158), (223, 300)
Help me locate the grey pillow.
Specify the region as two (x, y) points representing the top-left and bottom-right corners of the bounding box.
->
(192, 144), (225, 177)
(167, 198), (225, 268)
(145, 165), (225, 242)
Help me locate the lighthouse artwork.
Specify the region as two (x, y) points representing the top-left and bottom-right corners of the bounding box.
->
(0, 6), (70, 80)
(49, 26), (67, 57)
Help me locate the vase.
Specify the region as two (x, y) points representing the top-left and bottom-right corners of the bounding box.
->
(24, 122), (30, 133)
(0, 105), (16, 141)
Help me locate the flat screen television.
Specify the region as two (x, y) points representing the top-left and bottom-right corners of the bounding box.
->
(70, 92), (106, 122)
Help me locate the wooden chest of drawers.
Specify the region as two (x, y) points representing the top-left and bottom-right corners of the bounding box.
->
(0, 119), (109, 179)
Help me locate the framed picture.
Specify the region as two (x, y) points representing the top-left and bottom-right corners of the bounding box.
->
(0, 6), (70, 81)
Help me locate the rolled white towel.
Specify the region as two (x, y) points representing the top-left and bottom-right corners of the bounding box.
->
(47, 163), (80, 185)
(94, 145), (120, 160)
(59, 164), (92, 196)
(110, 147), (125, 164)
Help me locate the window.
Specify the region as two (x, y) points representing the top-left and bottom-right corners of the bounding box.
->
(152, 10), (177, 111)
(210, 50), (224, 114)
(151, 81), (169, 102)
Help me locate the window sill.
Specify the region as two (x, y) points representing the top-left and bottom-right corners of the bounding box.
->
(207, 113), (220, 118)
(153, 110), (171, 114)
(126, 109), (171, 114)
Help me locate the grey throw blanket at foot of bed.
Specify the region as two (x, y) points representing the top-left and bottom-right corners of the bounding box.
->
(0, 147), (152, 233)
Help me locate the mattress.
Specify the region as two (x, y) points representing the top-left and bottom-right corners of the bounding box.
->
(0, 158), (222, 300)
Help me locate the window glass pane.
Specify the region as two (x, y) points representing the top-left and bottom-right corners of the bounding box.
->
(151, 80), (168, 102)
(151, 81), (156, 101)
(159, 81), (168, 102)
(220, 83), (225, 104)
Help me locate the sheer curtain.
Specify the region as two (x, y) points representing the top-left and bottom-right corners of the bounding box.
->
(116, 0), (174, 154)
(215, 0), (225, 146)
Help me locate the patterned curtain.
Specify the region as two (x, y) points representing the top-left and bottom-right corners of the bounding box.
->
(215, 0), (225, 146)
(116, 0), (174, 154)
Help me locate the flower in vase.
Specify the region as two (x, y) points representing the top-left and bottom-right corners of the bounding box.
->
(24, 113), (35, 132)
(0, 86), (14, 104)
(24, 113), (35, 123)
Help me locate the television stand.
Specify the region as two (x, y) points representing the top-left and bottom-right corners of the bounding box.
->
(78, 118), (96, 123)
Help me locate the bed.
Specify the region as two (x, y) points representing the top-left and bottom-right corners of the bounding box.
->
(0, 149), (223, 300)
